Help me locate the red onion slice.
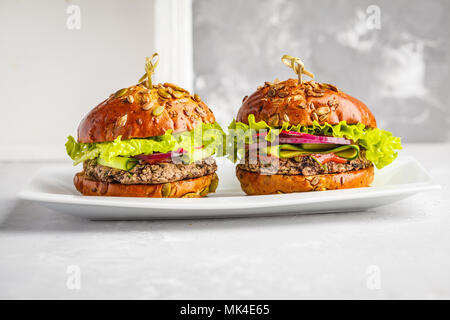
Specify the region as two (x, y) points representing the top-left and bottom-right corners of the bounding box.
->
(279, 131), (350, 144)
(279, 136), (350, 145)
(134, 146), (205, 164)
(279, 130), (318, 139)
(253, 130), (350, 145)
(134, 148), (185, 162)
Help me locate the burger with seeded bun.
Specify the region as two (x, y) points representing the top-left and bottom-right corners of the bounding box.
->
(66, 53), (225, 198)
(229, 55), (402, 195)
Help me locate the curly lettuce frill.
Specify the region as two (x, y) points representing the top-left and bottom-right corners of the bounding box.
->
(66, 122), (226, 165)
(228, 114), (402, 169)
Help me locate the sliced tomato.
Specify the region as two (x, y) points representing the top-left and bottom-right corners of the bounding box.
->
(312, 153), (348, 164)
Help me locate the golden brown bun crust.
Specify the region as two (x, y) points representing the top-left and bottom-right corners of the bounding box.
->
(236, 166), (374, 195)
(74, 172), (217, 198)
(237, 79), (376, 128)
(77, 83), (215, 143)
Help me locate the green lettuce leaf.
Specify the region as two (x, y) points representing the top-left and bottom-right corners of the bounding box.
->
(228, 114), (402, 169)
(66, 122), (226, 165)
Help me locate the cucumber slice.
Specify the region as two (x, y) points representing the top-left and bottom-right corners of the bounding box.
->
(334, 148), (359, 160)
(279, 150), (305, 158)
(97, 156), (138, 171)
(277, 144), (360, 160)
(301, 143), (341, 151)
(278, 144), (303, 151)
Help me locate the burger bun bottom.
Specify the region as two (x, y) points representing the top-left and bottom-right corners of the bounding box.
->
(236, 166), (374, 195)
(74, 172), (216, 198)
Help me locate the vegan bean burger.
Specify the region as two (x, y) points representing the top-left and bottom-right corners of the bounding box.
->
(66, 54), (224, 198)
(229, 55), (402, 195)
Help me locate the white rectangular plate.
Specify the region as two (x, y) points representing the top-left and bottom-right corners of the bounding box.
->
(18, 157), (439, 220)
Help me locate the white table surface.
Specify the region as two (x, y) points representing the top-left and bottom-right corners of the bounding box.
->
(0, 143), (449, 299)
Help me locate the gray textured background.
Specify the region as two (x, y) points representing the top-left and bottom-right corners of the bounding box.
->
(193, 0), (450, 142)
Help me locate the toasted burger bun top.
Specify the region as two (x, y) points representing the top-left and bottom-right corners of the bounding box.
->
(236, 79), (376, 128)
(77, 83), (215, 144)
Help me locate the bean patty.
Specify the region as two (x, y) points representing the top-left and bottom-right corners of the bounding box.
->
(83, 157), (217, 184)
(238, 151), (371, 176)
